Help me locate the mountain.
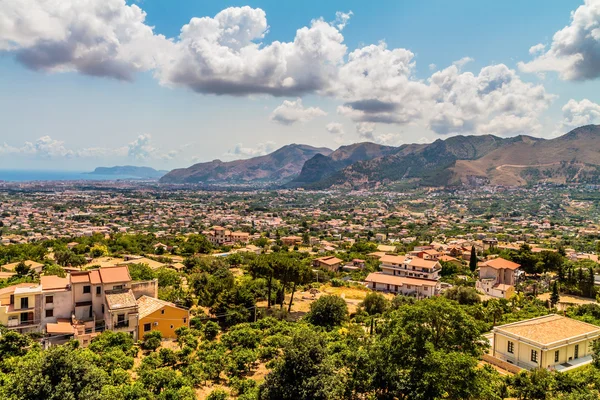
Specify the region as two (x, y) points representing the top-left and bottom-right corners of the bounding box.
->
(288, 142), (397, 186)
(88, 166), (168, 179)
(301, 125), (600, 189)
(160, 144), (333, 184)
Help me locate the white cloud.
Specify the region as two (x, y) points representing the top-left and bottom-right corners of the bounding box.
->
(156, 7), (347, 96)
(333, 11), (353, 31)
(128, 134), (156, 160)
(453, 56), (474, 69)
(226, 141), (276, 158)
(519, 0), (600, 80)
(375, 133), (403, 146)
(559, 98), (600, 129)
(325, 122), (345, 135)
(270, 98), (327, 125)
(529, 43), (546, 55)
(356, 122), (376, 141)
(0, 0), (172, 80)
(0, 3), (558, 138)
(429, 63), (437, 71)
(0, 134), (178, 162)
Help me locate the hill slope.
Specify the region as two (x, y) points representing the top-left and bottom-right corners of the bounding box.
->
(289, 142), (397, 186)
(303, 125), (600, 188)
(160, 144), (332, 184)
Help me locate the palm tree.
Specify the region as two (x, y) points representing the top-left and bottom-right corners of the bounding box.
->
(487, 299), (504, 326)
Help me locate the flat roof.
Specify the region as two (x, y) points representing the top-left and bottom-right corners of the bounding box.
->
(365, 272), (438, 287)
(495, 314), (600, 346)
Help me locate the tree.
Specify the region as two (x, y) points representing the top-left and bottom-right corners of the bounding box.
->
(141, 331), (162, 351)
(469, 246), (478, 273)
(15, 261), (30, 277)
(360, 292), (389, 316)
(287, 262), (312, 313)
(550, 281), (560, 307)
(207, 388), (229, 400)
(127, 263), (155, 281)
(305, 295), (348, 330)
(259, 327), (345, 400)
(202, 320), (220, 341)
(444, 286), (481, 305)
(0, 330), (32, 358)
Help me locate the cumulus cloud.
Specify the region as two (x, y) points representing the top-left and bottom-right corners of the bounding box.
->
(356, 122), (376, 141)
(0, 0), (172, 80)
(529, 43), (546, 55)
(270, 98), (327, 125)
(426, 64), (554, 136)
(559, 99), (600, 130)
(156, 7), (347, 96)
(333, 11), (353, 30)
(453, 56), (474, 69)
(0, 134), (176, 161)
(326, 122), (345, 135)
(519, 0), (600, 80)
(226, 141), (276, 158)
(0, 3), (558, 137)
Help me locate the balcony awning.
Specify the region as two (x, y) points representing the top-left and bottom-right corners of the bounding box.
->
(46, 320), (75, 335)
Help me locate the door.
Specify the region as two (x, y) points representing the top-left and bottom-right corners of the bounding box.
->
(20, 297), (29, 309)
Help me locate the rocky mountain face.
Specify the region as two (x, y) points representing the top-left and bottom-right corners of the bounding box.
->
(160, 144), (332, 184)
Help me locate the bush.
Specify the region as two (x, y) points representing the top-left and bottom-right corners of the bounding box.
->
(206, 388), (229, 400)
(305, 295), (348, 330)
(203, 320), (220, 341)
(330, 278), (345, 287)
(141, 330), (162, 351)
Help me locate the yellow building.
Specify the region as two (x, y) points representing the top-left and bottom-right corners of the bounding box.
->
(0, 283), (42, 333)
(137, 295), (189, 339)
(493, 314), (600, 371)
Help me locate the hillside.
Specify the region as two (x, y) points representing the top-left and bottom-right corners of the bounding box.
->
(302, 125), (600, 189)
(288, 142), (397, 186)
(88, 166), (168, 179)
(160, 144), (332, 184)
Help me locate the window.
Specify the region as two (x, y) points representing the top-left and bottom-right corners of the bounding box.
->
(45, 309), (53, 318)
(46, 296), (53, 304)
(96, 287), (101, 295)
(531, 350), (538, 363)
(101, 304), (105, 314)
(161, 310), (165, 315)
(575, 344), (579, 359)
(20, 297), (28, 309)
(555, 350), (559, 363)
(507, 341), (514, 354)
(170, 325), (174, 329)
(83, 285), (91, 294)
(183, 318), (187, 324)
(113, 285), (123, 290)
(144, 323), (151, 332)
(9, 295), (14, 305)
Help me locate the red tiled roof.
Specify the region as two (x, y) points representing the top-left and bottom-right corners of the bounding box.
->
(483, 257), (521, 271)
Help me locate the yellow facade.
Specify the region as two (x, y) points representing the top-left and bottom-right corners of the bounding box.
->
(494, 331), (595, 369)
(138, 304), (189, 339)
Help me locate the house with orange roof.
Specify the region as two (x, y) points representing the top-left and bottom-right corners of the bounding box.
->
(313, 256), (343, 272)
(476, 257), (521, 299)
(366, 255), (441, 298)
(137, 295), (189, 339)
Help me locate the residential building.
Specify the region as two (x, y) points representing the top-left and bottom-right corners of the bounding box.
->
(0, 283), (42, 333)
(493, 314), (600, 371)
(313, 256), (343, 272)
(476, 257), (521, 299)
(205, 226), (250, 246)
(104, 288), (139, 340)
(365, 255), (441, 298)
(137, 295), (189, 339)
(40, 275), (72, 328)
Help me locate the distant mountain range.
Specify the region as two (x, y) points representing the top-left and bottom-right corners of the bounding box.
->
(160, 144), (332, 184)
(88, 166), (168, 179)
(160, 125), (600, 188)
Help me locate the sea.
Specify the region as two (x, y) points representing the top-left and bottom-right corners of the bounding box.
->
(0, 170), (143, 182)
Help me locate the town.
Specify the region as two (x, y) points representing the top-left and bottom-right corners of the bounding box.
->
(2, 181), (600, 398)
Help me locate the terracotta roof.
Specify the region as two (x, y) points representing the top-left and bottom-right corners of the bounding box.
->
(105, 289), (137, 310)
(483, 257), (521, 271)
(315, 256), (343, 265)
(137, 295), (182, 319)
(495, 314), (600, 346)
(1, 260), (44, 271)
(365, 272), (438, 287)
(46, 319), (75, 335)
(70, 272), (90, 284)
(380, 255), (406, 265)
(406, 257), (439, 269)
(0, 283), (40, 297)
(98, 266), (131, 284)
(41, 275), (70, 291)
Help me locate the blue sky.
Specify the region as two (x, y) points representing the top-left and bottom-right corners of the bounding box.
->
(1, 0), (600, 170)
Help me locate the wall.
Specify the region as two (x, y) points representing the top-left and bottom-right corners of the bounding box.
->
(41, 291), (73, 328)
(131, 279), (158, 300)
(138, 305), (189, 339)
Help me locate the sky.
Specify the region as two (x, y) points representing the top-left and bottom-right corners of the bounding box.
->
(2, 0), (600, 170)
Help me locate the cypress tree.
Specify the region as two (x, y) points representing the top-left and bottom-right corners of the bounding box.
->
(550, 281), (560, 307)
(469, 246), (478, 273)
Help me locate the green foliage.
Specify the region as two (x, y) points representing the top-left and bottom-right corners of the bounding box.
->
(444, 286), (481, 305)
(141, 330), (162, 351)
(359, 292), (389, 316)
(206, 388), (230, 400)
(127, 263), (155, 281)
(305, 295), (348, 330)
